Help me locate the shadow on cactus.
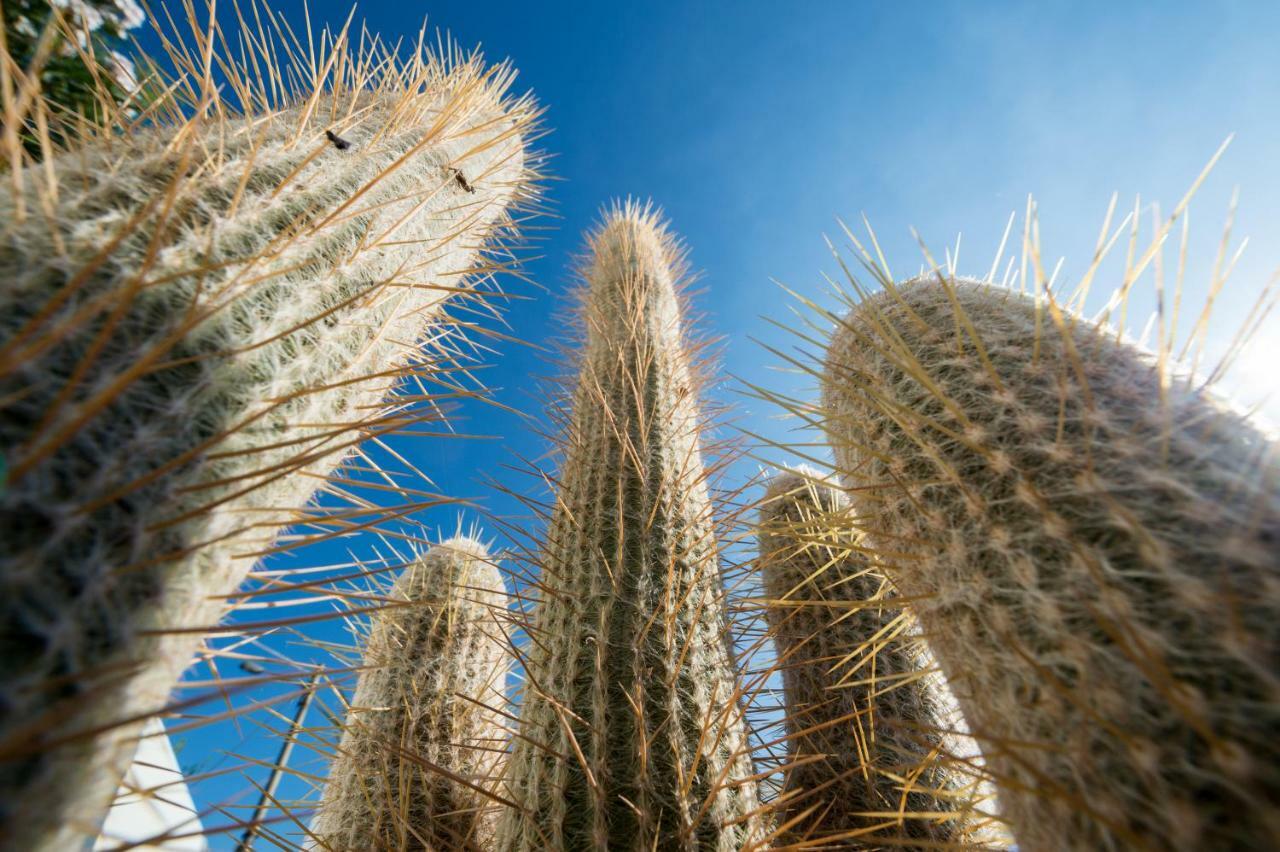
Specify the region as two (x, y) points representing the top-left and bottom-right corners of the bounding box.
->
(0, 2), (544, 848)
(752, 466), (1002, 849)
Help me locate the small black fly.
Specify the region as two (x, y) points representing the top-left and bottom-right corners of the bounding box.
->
(453, 168), (475, 193)
(325, 129), (351, 151)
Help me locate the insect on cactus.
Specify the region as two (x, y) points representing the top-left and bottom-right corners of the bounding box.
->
(0, 5), (540, 849)
(312, 535), (511, 851)
(757, 466), (993, 848)
(818, 243), (1280, 850)
(495, 203), (766, 851)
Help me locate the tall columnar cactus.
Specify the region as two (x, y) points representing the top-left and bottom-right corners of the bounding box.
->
(313, 536), (511, 851)
(495, 204), (765, 851)
(0, 11), (537, 849)
(820, 274), (1280, 850)
(758, 467), (988, 847)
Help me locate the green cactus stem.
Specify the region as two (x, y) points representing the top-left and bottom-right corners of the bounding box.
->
(495, 203), (765, 851)
(313, 536), (510, 851)
(821, 273), (1280, 850)
(758, 467), (991, 848)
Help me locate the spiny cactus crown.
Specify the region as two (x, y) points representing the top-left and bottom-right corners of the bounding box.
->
(495, 202), (764, 852)
(313, 536), (510, 851)
(0, 6), (538, 848)
(821, 272), (1280, 850)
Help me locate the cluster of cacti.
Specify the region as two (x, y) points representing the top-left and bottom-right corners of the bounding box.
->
(2, 4), (1277, 852)
(818, 273), (1280, 850)
(494, 204), (765, 851)
(757, 467), (991, 847)
(312, 537), (510, 851)
(0, 9), (536, 848)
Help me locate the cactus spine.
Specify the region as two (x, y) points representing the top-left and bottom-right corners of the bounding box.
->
(0, 14), (536, 849)
(495, 204), (764, 851)
(313, 536), (510, 851)
(820, 274), (1280, 850)
(758, 468), (987, 847)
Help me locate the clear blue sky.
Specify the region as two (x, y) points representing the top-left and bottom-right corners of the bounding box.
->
(132, 2), (1280, 847)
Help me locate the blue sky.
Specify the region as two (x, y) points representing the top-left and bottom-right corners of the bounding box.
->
(357, 0), (1280, 546)
(393, 0), (1280, 501)
(126, 2), (1280, 847)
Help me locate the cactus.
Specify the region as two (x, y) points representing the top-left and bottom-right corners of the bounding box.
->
(820, 273), (1280, 850)
(312, 536), (511, 851)
(758, 467), (990, 847)
(495, 203), (765, 851)
(0, 9), (538, 849)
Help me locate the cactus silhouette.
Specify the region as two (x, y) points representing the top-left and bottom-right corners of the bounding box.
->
(758, 467), (990, 847)
(0, 9), (538, 848)
(313, 536), (511, 851)
(495, 203), (765, 851)
(820, 273), (1280, 850)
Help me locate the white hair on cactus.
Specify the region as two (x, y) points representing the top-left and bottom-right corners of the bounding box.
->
(0, 4), (541, 848)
